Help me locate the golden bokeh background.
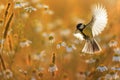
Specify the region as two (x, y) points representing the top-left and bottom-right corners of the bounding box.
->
(0, 0), (120, 80)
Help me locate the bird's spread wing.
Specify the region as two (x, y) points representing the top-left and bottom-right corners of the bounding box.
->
(87, 4), (108, 37)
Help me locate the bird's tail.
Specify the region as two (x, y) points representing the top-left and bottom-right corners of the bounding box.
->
(82, 38), (101, 54)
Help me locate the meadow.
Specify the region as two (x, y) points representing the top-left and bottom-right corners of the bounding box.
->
(0, 0), (120, 80)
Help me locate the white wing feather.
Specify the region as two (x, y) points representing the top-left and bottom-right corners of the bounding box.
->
(91, 4), (108, 36)
(73, 33), (84, 41)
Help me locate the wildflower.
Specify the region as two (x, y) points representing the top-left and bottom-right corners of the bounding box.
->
(38, 72), (43, 78)
(19, 69), (27, 75)
(56, 41), (66, 49)
(24, 6), (37, 13)
(32, 50), (46, 61)
(60, 29), (71, 37)
(85, 58), (96, 64)
(20, 39), (32, 48)
(48, 64), (58, 73)
(61, 42), (66, 47)
(113, 47), (120, 54)
(104, 72), (119, 80)
(96, 65), (108, 72)
(48, 34), (55, 43)
(56, 43), (61, 49)
(14, 2), (29, 8)
(111, 66), (120, 71)
(66, 44), (76, 52)
(112, 54), (120, 62)
(66, 46), (73, 52)
(42, 32), (56, 43)
(44, 10), (54, 15)
(3, 69), (13, 79)
(36, 4), (49, 9)
(108, 40), (118, 47)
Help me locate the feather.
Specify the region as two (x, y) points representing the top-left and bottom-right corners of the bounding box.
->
(87, 4), (108, 37)
(73, 32), (84, 41)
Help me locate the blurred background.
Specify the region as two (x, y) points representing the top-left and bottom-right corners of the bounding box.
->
(0, 0), (120, 80)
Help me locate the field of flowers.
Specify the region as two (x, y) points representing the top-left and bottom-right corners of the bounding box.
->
(0, 0), (120, 80)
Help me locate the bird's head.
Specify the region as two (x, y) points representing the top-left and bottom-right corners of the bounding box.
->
(76, 23), (85, 31)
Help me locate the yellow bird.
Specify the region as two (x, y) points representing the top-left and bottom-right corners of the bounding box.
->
(74, 4), (108, 54)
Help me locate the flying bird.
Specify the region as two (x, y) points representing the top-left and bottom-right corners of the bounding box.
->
(74, 4), (108, 54)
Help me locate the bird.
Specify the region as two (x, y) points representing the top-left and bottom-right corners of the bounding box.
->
(73, 4), (108, 54)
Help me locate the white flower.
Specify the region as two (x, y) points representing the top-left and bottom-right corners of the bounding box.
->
(48, 33), (55, 43)
(32, 50), (46, 61)
(85, 58), (96, 64)
(105, 72), (119, 80)
(18, 69), (28, 75)
(113, 48), (120, 54)
(20, 40), (32, 48)
(14, 2), (29, 8)
(3, 69), (13, 79)
(48, 64), (58, 72)
(24, 6), (37, 13)
(112, 55), (120, 62)
(56, 43), (61, 49)
(66, 46), (73, 52)
(60, 29), (71, 37)
(61, 42), (66, 47)
(66, 44), (76, 52)
(56, 42), (66, 49)
(36, 4), (49, 9)
(42, 32), (55, 43)
(111, 66), (120, 71)
(44, 10), (54, 15)
(108, 40), (118, 47)
(96, 66), (108, 72)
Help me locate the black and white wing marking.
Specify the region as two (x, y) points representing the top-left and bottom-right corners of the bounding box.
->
(87, 4), (108, 37)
